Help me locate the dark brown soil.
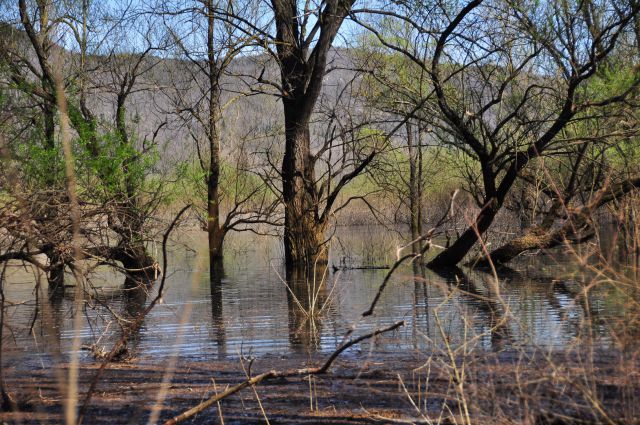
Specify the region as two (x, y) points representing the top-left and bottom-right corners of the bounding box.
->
(2, 349), (639, 424)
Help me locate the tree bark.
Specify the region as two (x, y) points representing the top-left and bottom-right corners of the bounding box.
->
(407, 122), (423, 254)
(428, 196), (502, 268)
(206, 1), (226, 274)
(115, 243), (157, 283)
(282, 118), (327, 269)
(47, 251), (65, 291)
(208, 226), (225, 276)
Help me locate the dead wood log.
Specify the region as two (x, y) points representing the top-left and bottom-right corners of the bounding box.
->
(473, 177), (640, 266)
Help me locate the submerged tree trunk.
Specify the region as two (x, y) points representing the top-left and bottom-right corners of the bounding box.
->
(116, 242), (157, 283)
(428, 198), (503, 268)
(208, 224), (225, 275)
(47, 251), (65, 292)
(282, 107), (327, 271)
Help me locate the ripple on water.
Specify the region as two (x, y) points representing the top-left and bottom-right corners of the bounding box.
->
(1, 228), (621, 370)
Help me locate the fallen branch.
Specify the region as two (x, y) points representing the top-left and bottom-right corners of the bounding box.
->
(163, 320), (405, 425)
(472, 176), (640, 266)
(331, 264), (390, 271)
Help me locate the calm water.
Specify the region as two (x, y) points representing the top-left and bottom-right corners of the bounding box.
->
(1, 226), (624, 369)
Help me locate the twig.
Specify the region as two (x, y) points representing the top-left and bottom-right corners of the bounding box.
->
(362, 254), (416, 317)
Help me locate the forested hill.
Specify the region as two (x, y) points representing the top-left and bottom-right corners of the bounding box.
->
(1, 21), (363, 172)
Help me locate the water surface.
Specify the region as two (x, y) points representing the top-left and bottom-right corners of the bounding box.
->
(1, 226), (622, 370)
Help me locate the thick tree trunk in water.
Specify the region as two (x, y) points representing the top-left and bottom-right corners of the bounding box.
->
(208, 224), (225, 277)
(271, 0), (354, 273)
(43, 100), (65, 292)
(282, 113), (326, 271)
(206, 2), (226, 275)
(283, 215), (327, 272)
(428, 199), (502, 268)
(116, 242), (157, 283)
(427, 158), (525, 268)
(206, 115), (225, 275)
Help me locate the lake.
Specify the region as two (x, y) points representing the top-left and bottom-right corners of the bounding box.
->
(2, 225), (623, 370)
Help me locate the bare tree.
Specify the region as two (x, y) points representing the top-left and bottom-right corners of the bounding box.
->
(354, 0), (640, 267)
(161, 0), (279, 275)
(266, 0), (378, 272)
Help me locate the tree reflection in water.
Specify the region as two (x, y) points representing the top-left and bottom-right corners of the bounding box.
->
(286, 265), (329, 353)
(209, 262), (227, 357)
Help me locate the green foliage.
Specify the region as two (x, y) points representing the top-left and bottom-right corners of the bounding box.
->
(75, 130), (159, 198)
(174, 157), (274, 214)
(13, 136), (65, 187)
(583, 62), (640, 104)
(560, 61), (640, 179)
(355, 127), (387, 152)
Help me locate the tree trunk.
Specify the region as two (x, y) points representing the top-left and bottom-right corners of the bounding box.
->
(428, 198), (502, 268)
(270, 0), (354, 273)
(206, 0), (226, 275)
(206, 102), (225, 274)
(117, 242), (157, 283)
(407, 122), (423, 254)
(47, 251), (65, 292)
(208, 223), (225, 277)
(282, 110), (326, 271)
(112, 90), (157, 283)
(427, 157), (523, 268)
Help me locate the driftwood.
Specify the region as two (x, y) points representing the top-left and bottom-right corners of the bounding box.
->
(163, 320), (405, 425)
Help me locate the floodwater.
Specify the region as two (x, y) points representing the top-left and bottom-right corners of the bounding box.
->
(0, 225), (630, 371)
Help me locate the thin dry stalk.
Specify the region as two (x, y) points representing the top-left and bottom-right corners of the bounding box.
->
(54, 67), (85, 425)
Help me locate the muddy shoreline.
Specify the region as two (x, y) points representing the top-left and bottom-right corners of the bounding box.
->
(3, 346), (639, 424)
